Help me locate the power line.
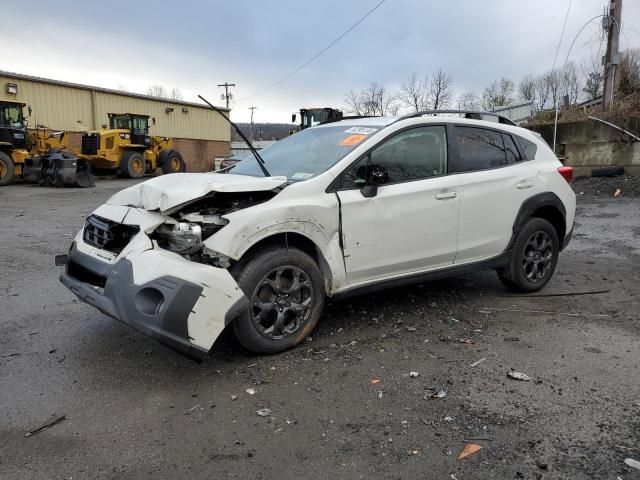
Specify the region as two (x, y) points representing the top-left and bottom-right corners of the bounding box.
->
(236, 0), (390, 103)
(551, 0), (574, 73)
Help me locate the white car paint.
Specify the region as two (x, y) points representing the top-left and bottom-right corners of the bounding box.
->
(62, 114), (576, 356)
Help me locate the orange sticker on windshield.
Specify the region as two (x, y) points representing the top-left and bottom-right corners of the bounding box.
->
(340, 134), (367, 146)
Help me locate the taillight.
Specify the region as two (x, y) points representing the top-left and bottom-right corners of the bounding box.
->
(557, 166), (573, 183)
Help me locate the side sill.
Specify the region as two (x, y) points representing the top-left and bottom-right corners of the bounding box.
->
(331, 252), (509, 301)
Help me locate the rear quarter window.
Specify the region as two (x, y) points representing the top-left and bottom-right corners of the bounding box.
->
(515, 135), (538, 161)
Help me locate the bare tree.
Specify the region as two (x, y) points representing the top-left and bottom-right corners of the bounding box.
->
(427, 69), (453, 109)
(518, 74), (536, 106)
(147, 84), (168, 98)
(397, 73), (428, 112)
(117, 84), (129, 92)
(170, 88), (184, 101)
(617, 48), (640, 96)
(482, 78), (514, 110)
(544, 70), (562, 108)
(581, 54), (604, 101)
(534, 75), (551, 110)
(457, 91), (481, 110)
(560, 62), (580, 105)
(344, 83), (399, 116)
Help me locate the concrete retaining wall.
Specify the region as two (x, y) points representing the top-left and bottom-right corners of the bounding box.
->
(530, 119), (640, 176)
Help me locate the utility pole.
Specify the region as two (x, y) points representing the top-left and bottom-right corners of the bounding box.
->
(249, 106), (257, 143)
(602, 0), (622, 110)
(217, 82), (236, 109)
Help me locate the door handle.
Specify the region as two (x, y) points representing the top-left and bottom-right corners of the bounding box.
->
(435, 191), (457, 200)
(516, 181), (533, 189)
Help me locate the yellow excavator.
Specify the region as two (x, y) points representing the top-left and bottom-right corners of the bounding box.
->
(76, 113), (184, 178)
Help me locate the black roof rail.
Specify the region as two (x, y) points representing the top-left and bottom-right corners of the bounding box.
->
(319, 115), (381, 125)
(395, 110), (517, 126)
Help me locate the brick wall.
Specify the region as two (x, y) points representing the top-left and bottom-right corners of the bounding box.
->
(172, 138), (230, 172)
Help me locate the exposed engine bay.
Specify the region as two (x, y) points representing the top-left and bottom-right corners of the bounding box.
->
(150, 190), (277, 266)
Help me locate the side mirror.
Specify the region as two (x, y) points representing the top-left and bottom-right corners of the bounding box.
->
(356, 163), (388, 198)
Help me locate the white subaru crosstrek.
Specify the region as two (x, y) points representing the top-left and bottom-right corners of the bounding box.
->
(59, 111), (576, 359)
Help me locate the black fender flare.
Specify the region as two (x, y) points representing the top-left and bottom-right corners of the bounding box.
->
(508, 192), (568, 251)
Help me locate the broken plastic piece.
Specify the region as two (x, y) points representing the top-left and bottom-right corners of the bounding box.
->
(507, 371), (531, 381)
(25, 414), (66, 437)
(256, 408), (272, 417)
(457, 443), (482, 460)
(371, 379), (381, 385)
(625, 458), (640, 471)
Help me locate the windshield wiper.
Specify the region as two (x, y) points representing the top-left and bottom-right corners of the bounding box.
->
(198, 95), (271, 177)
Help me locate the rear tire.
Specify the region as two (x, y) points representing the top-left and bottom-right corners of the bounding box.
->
(230, 246), (325, 354)
(120, 151), (145, 179)
(497, 217), (559, 292)
(159, 149), (185, 174)
(0, 151), (15, 186)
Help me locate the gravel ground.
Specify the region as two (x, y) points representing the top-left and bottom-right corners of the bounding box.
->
(573, 175), (640, 197)
(1, 178), (639, 479)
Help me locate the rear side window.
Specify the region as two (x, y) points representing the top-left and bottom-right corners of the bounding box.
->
(454, 126), (506, 172)
(503, 133), (521, 163)
(515, 135), (538, 160)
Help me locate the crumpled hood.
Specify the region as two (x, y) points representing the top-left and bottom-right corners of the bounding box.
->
(106, 173), (287, 212)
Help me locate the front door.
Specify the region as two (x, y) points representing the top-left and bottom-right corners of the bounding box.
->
(336, 125), (460, 284)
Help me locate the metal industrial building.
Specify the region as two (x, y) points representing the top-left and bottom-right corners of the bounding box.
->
(0, 71), (230, 172)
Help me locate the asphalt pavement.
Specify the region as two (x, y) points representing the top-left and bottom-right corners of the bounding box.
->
(1, 177), (639, 479)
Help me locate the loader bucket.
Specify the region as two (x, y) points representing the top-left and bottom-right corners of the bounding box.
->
(40, 151), (95, 188)
(22, 157), (44, 183)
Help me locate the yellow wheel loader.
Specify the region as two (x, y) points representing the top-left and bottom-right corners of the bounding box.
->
(77, 113), (185, 178)
(0, 100), (92, 187)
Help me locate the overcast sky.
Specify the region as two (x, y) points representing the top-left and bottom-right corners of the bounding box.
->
(3, 0), (640, 122)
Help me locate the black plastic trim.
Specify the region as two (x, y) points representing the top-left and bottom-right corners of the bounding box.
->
(507, 192), (568, 251)
(332, 252), (510, 300)
(61, 246), (208, 360)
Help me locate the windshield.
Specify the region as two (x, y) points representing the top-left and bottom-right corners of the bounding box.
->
(0, 104), (24, 128)
(230, 125), (380, 181)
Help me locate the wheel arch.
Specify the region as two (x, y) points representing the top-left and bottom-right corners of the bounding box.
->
(512, 192), (567, 250)
(233, 231), (333, 294)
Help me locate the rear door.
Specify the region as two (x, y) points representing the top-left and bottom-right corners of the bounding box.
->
(450, 125), (542, 263)
(336, 125), (460, 284)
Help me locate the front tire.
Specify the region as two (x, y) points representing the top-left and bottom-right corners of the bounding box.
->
(0, 151), (15, 186)
(498, 217), (559, 292)
(231, 246), (325, 353)
(120, 151), (145, 179)
(159, 149), (185, 174)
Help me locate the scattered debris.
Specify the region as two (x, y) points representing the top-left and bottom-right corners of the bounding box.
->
(469, 358), (487, 367)
(245, 388), (256, 395)
(256, 408), (272, 417)
(625, 458), (640, 471)
(504, 337), (520, 342)
(377, 391), (384, 399)
(478, 309), (493, 315)
(29, 331), (38, 335)
(457, 443), (482, 460)
(444, 416), (454, 422)
(536, 459), (549, 470)
(230, 395), (238, 401)
(406, 326), (417, 332)
(25, 414), (66, 437)
(246, 363), (257, 368)
(371, 379), (381, 385)
(507, 371), (531, 381)
(185, 404), (201, 415)
(614, 188), (622, 197)
(428, 389), (447, 399)
(463, 437), (492, 442)
(409, 371), (420, 378)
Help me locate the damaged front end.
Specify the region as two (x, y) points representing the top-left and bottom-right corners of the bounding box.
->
(58, 173), (285, 359)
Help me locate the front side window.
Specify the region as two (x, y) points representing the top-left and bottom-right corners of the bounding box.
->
(454, 126), (507, 172)
(132, 117), (149, 134)
(341, 126), (448, 188)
